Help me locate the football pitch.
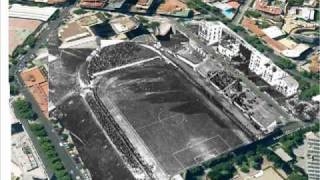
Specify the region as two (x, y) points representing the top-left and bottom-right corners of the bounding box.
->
(96, 59), (248, 175)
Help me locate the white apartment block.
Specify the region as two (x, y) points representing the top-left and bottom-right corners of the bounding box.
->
(305, 132), (320, 180)
(198, 21), (299, 97)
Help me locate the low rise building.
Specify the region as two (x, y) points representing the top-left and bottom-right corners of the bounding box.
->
(281, 43), (310, 58)
(156, 0), (192, 17)
(282, 17), (318, 34)
(9, 4), (58, 21)
(79, 0), (106, 9)
(255, 0), (282, 15)
(109, 16), (140, 34)
(262, 26), (285, 39)
(59, 21), (93, 42)
(288, 7), (315, 21)
(135, 0), (154, 11)
(274, 147), (293, 162)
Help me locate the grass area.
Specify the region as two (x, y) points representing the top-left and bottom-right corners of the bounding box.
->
(245, 10), (262, 18)
(73, 8), (88, 15)
(274, 57), (297, 70)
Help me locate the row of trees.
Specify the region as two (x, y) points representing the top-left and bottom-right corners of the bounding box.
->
(245, 10), (262, 18)
(13, 98), (38, 120)
(244, 35), (273, 53)
(275, 57), (297, 70)
(29, 123), (71, 180)
(186, 0), (220, 16)
(300, 84), (320, 100)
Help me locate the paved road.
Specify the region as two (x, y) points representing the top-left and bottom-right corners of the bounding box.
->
(233, 0), (255, 24)
(11, 4), (87, 180)
(17, 5), (72, 71)
(171, 20), (297, 125)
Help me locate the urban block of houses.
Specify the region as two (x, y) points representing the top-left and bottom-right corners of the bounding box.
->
(288, 7), (315, 21)
(156, 0), (192, 17)
(198, 20), (299, 97)
(242, 18), (311, 58)
(254, 0), (282, 16)
(282, 17), (318, 34)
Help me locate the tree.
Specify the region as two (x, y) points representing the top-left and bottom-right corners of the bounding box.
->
(73, 9), (88, 15)
(46, 150), (58, 159)
(9, 75), (15, 82)
(240, 163), (250, 173)
(61, 133), (69, 141)
(29, 123), (44, 132)
(288, 172), (308, 180)
(13, 98), (37, 120)
(234, 154), (247, 165)
(33, 128), (47, 137)
(288, 0), (304, 6)
(25, 35), (37, 48)
(41, 142), (55, 152)
(188, 166), (205, 176)
(55, 169), (68, 179)
(207, 162), (236, 180)
(53, 161), (65, 171)
(245, 10), (261, 18)
(275, 58), (296, 69)
(300, 85), (320, 100)
(10, 85), (19, 95)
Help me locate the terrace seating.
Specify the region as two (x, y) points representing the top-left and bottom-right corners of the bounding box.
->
(88, 42), (158, 75)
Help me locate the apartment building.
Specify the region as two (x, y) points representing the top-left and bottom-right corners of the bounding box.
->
(305, 132), (320, 180)
(198, 21), (299, 97)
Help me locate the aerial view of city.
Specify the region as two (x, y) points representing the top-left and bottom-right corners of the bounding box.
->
(4, 0), (320, 179)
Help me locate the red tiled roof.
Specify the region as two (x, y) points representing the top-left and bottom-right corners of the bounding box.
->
(255, 0), (282, 15)
(80, 0), (105, 8)
(242, 17), (265, 37)
(242, 17), (287, 53)
(20, 67), (48, 118)
(262, 36), (288, 52)
(228, 1), (240, 9)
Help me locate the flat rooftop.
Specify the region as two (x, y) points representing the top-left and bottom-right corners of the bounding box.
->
(95, 57), (248, 175)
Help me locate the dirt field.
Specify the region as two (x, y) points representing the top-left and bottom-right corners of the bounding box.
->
(9, 18), (42, 55)
(96, 59), (246, 175)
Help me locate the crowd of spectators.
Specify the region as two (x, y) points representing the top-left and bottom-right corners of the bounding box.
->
(88, 42), (158, 76)
(85, 92), (155, 179)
